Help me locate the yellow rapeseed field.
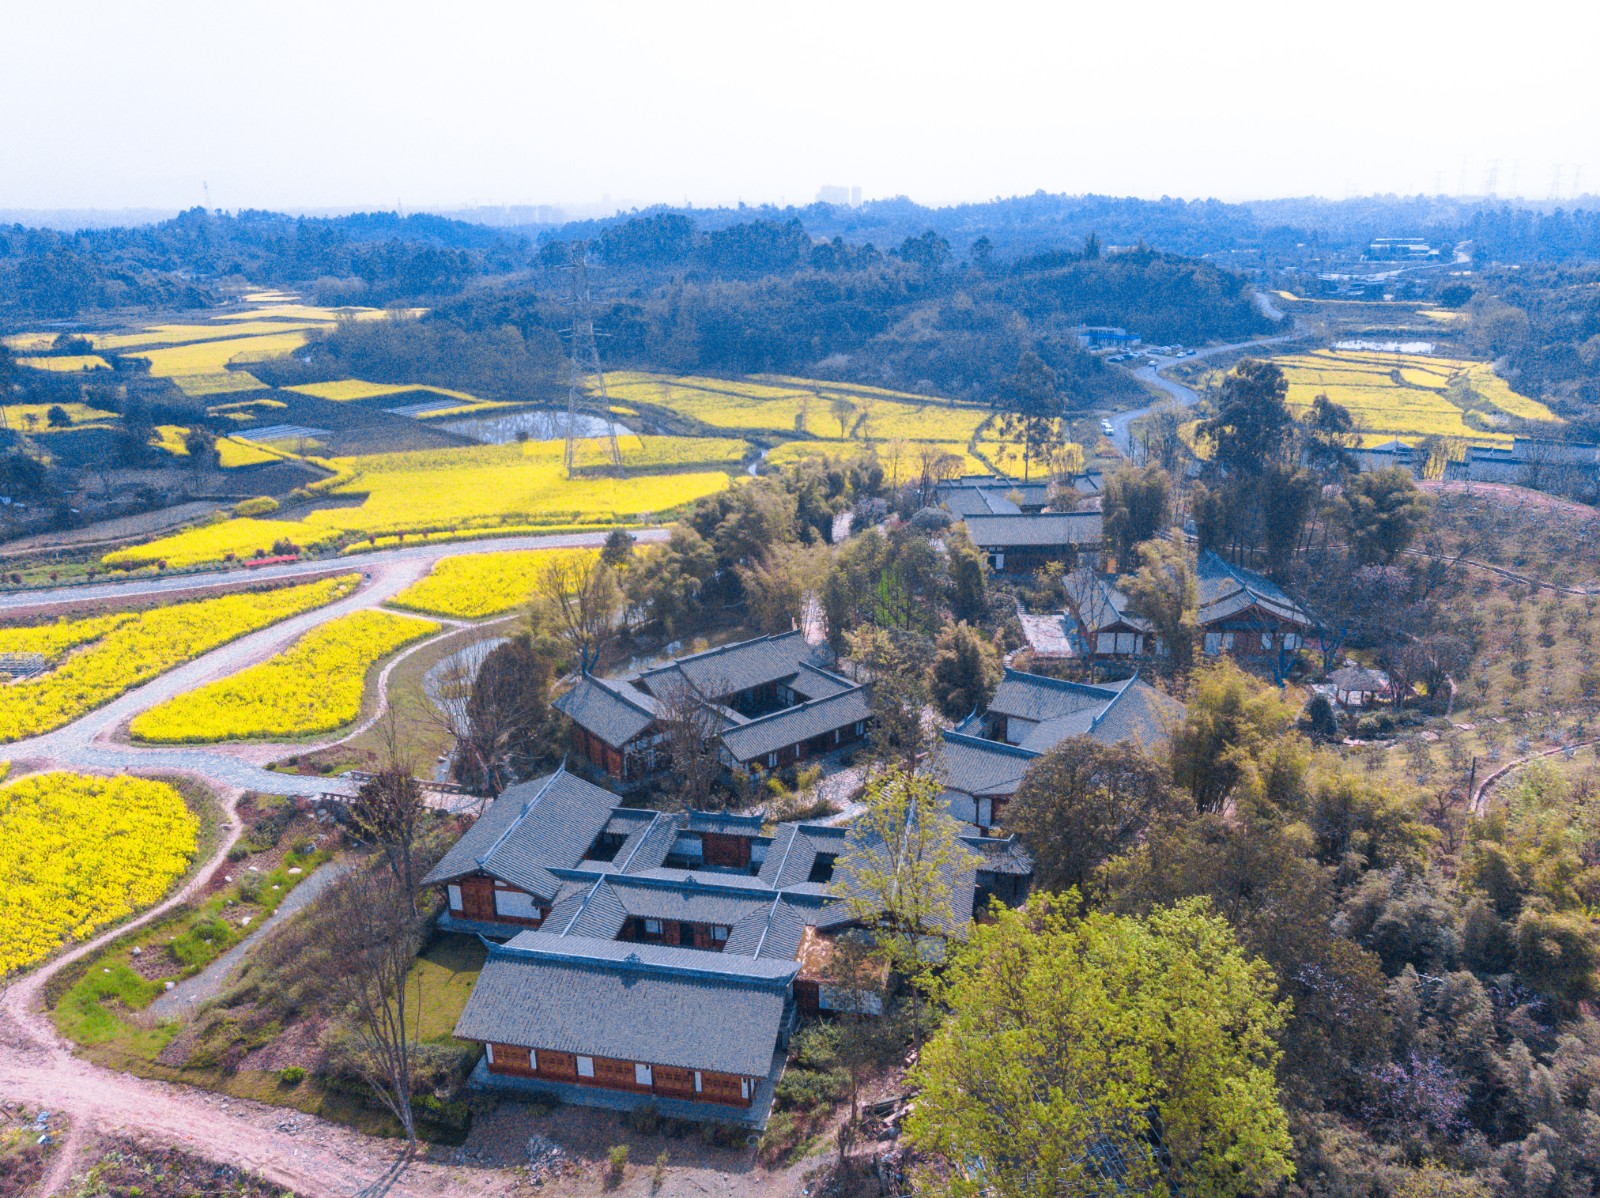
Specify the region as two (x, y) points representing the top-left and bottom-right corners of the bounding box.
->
(0, 773), (198, 975)
(1261, 349), (1560, 445)
(215, 437), (286, 468)
(92, 321), (328, 350)
(601, 372), (990, 443)
(15, 354), (110, 372)
(130, 609), (439, 742)
(299, 439), (732, 539)
(286, 378), (481, 403)
(103, 516), (341, 569)
(130, 331), (310, 378)
(389, 547), (599, 619)
(0, 574), (359, 742)
(0, 402), (118, 429)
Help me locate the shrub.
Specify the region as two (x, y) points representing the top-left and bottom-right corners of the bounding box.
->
(605, 1145), (629, 1189)
(279, 1065), (305, 1085)
(628, 1103), (661, 1135)
(652, 1150), (669, 1193)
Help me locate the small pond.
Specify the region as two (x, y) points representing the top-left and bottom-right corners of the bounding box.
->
(441, 408), (634, 444)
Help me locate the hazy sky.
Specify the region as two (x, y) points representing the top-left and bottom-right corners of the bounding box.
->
(6, 0), (1598, 214)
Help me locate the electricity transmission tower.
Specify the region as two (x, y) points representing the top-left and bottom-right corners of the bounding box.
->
(561, 243), (622, 474)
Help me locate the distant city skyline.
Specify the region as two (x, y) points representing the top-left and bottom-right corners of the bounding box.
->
(4, 1), (1597, 214)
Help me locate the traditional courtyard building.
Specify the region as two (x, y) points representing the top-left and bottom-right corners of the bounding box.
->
(553, 631), (870, 791)
(426, 767), (1032, 1127)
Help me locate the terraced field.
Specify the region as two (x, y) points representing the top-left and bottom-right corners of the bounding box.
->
(1246, 349), (1561, 446)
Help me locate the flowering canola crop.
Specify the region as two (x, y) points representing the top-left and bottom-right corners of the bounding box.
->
(0, 575), (359, 742)
(0, 773), (198, 976)
(130, 608), (439, 742)
(388, 547), (599, 619)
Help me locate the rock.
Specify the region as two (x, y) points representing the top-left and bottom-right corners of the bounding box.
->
(248, 865), (260, 872)
(224, 875), (233, 883)
(287, 867), (302, 875)
(131, 946), (142, 956)
(241, 916), (252, 926)
(164, 981), (174, 990)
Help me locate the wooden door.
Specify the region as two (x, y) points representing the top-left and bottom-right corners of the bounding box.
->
(459, 876), (495, 921)
(537, 1049), (578, 1081)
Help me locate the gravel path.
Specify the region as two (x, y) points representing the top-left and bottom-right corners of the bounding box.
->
(145, 861), (350, 1021)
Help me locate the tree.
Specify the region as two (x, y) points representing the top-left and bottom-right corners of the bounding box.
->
(834, 770), (976, 1049)
(1169, 659), (1299, 813)
(626, 526), (717, 638)
(535, 553), (621, 672)
(818, 933), (895, 1166)
(45, 404), (71, 428)
(846, 625), (932, 773)
(653, 673), (725, 811)
(348, 713), (430, 912)
(1008, 737), (1184, 894)
(454, 635), (555, 796)
(1120, 532), (1198, 676)
(908, 895), (1293, 1198)
(600, 527), (636, 569)
(946, 528), (987, 623)
(1101, 464), (1172, 564)
(999, 351), (1060, 482)
(322, 864), (430, 1144)
(927, 621), (1001, 720)
(738, 541), (827, 635)
(1342, 466), (1428, 564)
(1200, 358), (1294, 477)
(830, 396), (856, 439)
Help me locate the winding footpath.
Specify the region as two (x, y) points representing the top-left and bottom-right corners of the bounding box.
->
(0, 528), (671, 1194)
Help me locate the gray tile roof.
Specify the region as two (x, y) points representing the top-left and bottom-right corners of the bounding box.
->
(638, 631), (825, 701)
(1064, 569), (1150, 634)
(456, 936), (794, 1076)
(789, 662), (857, 701)
(932, 733), (1035, 797)
(552, 675), (659, 748)
(1196, 550), (1310, 629)
(758, 824), (849, 889)
(604, 876), (777, 927)
(963, 512), (1103, 549)
(421, 770), (617, 900)
(717, 687), (872, 764)
(988, 669), (1120, 723)
(683, 811), (766, 836)
(1081, 678), (1183, 751)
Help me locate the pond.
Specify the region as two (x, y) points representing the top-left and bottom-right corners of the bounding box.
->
(441, 408), (633, 444)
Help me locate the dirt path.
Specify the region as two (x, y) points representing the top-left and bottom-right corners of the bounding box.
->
(1470, 735), (1600, 816)
(0, 779), (514, 1198)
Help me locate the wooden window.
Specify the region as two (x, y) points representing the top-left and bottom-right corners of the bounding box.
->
(711, 925), (729, 942)
(484, 1043), (494, 1065)
(488, 1043), (533, 1075)
(446, 884), (463, 912)
(635, 1063), (653, 1087)
(644, 918), (663, 935)
(576, 1056), (595, 1078)
(694, 1071), (703, 1093)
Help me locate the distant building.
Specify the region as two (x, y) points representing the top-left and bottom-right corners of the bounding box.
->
(1075, 325), (1141, 351)
(1367, 237), (1435, 260)
(1442, 438), (1600, 502)
(815, 185), (861, 207)
(1352, 438), (1423, 477)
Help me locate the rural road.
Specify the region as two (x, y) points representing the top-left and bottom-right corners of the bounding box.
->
(0, 527), (670, 612)
(1107, 311), (1304, 458)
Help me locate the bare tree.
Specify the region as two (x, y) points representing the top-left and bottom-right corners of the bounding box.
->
(323, 865), (429, 1144)
(433, 636), (554, 798)
(535, 554), (621, 673)
(819, 933), (894, 1168)
(348, 712), (430, 912)
(653, 673), (726, 811)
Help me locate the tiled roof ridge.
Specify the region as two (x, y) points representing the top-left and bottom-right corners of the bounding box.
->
(720, 684), (868, 731)
(643, 629), (806, 674)
(1087, 671), (1143, 733)
(999, 666), (1121, 698)
(940, 729), (1041, 759)
(490, 936), (797, 989)
(583, 672), (659, 714)
(474, 768), (564, 871)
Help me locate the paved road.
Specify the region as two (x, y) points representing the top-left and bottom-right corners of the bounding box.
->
(1106, 311), (1304, 459)
(0, 527), (669, 612)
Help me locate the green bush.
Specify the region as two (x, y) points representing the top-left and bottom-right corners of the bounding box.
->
(628, 1103), (661, 1135)
(605, 1144), (629, 1189)
(279, 1065), (306, 1085)
(775, 1065), (848, 1113)
(171, 918), (234, 967)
